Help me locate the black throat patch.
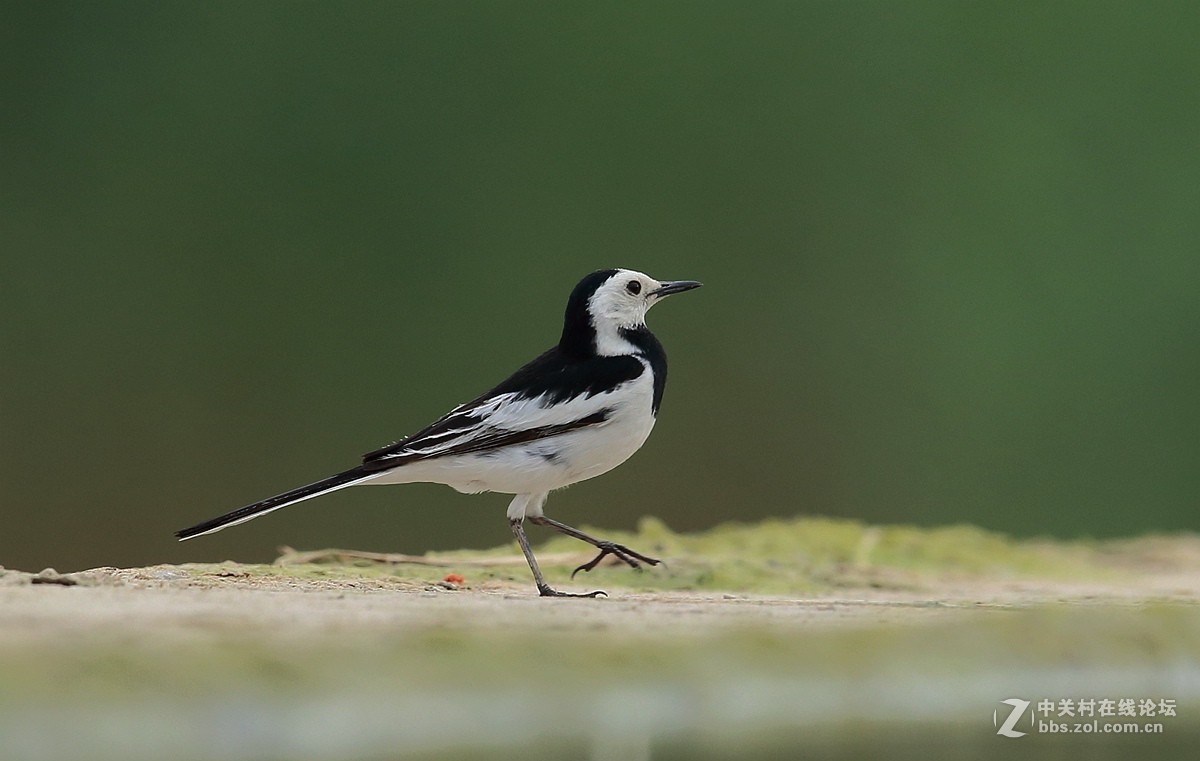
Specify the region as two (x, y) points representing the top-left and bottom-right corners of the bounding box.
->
(619, 325), (668, 415)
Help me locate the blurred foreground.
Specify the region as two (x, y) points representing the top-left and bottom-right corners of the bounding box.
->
(2, 517), (1198, 760)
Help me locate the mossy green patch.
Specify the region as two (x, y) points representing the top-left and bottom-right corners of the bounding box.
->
(269, 515), (1164, 594)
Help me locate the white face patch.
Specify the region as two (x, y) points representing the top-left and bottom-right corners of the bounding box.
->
(587, 269), (661, 356)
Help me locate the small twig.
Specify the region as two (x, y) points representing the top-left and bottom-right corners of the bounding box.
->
(274, 546), (594, 568)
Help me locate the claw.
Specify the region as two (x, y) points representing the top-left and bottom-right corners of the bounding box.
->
(571, 542), (663, 578)
(571, 548), (614, 578)
(538, 584), (607, 598)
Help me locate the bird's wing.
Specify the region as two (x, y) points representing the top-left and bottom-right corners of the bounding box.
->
(361, 349), (645, 467)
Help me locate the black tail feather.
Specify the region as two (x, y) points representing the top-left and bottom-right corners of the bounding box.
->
(175, 468), (368, 541)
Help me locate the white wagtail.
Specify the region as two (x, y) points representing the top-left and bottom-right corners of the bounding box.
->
(177, 269), (701, 597)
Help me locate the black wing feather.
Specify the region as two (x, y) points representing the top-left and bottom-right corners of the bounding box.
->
(362, 347), (643, 463)
(360, 410), (611, 471)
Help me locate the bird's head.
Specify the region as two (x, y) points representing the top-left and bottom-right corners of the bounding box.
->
(561, 268), (702, 357)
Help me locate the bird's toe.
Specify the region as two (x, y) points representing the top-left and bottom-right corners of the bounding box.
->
(538, 584), (607, 598)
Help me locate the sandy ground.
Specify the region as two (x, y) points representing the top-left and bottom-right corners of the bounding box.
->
(2, 548), (1198, 761)
(1, 558), (1198, 644)
(10, 517), (1200, 642)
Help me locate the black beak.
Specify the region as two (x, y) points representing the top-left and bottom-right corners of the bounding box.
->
(650, 280), (703, 298)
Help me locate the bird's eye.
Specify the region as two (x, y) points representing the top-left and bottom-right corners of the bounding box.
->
(626, 280), (642, 295)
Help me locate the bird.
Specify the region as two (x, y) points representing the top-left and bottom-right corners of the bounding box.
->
(176, 268), (702, 597)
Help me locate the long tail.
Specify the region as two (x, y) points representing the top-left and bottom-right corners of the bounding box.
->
(175, 467), (375, 541)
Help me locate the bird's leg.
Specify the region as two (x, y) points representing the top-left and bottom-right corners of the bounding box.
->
(526, 515), (663, 578)
(509, 519), (606, 598)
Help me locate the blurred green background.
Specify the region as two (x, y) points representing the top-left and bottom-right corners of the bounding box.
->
(1, 2), (1196, 573)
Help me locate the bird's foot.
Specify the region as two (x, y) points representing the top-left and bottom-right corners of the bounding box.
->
(571, 541), (662, 578)
(538, 583), (607, 598)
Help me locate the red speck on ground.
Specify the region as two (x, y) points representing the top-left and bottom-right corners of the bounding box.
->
(443, 573), (465, 585)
